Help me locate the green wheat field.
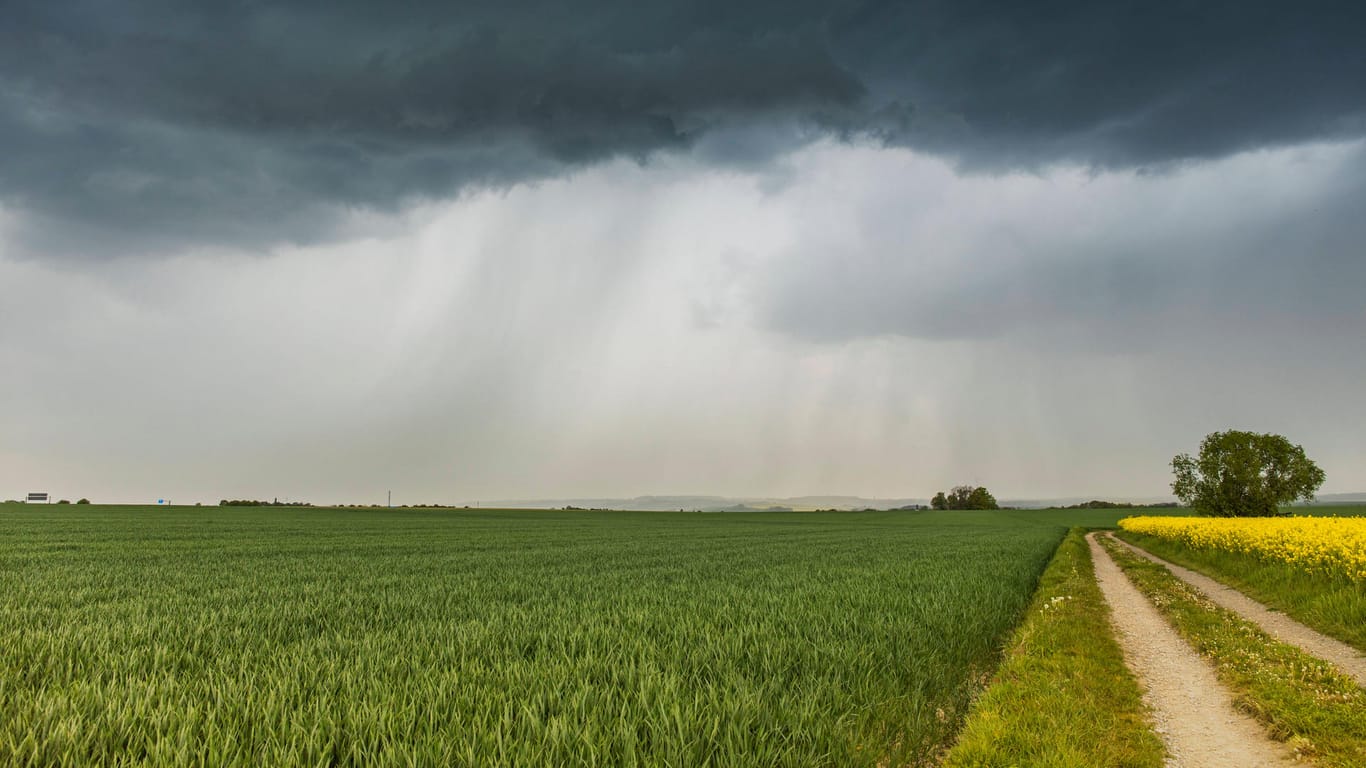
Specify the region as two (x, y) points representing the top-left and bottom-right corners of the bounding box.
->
(2, 505), (1146, 766)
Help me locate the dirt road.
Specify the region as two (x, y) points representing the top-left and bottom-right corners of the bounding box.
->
(1086, 533), (1298, 768)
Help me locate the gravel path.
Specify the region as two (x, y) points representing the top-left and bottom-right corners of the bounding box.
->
(1109, 534), (1366, 688)
(1086, 533), (1299, 768)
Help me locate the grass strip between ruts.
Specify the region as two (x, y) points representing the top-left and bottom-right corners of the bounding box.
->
(1099, 534), (1366, 768)
(1114, 530), (1366, 652)
(942, 529), (1165, 768)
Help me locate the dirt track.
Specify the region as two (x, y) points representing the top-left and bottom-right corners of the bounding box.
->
(1109, 534), (1366, 688)
(1086, 533), (1298, 768)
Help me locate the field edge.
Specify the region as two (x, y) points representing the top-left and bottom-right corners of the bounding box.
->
(940, 528), (1166, 768)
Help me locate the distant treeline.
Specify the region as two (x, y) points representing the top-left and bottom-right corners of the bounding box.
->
(1050, 500), (1179, 510)
(216, 500), (473, 509)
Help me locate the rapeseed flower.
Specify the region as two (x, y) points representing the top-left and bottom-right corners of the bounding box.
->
(1118, 516), (1366, 583)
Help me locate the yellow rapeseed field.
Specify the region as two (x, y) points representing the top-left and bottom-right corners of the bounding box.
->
(1118, 516), (1366, 583)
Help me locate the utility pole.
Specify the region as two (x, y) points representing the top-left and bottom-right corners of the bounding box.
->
(387, 490), (391, 508)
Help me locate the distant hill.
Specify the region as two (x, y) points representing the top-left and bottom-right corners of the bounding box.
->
(1000, 496), (1178, 509)
(1303, 492), (1366, 504)
(470, 495), (926, 511)
(467, 494), (1197, 512)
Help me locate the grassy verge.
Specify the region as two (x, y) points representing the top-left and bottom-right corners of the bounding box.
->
(942, 529), (1165, 768)
(1115, 530), (1366, 651)
(1099, 535), (1366, 768)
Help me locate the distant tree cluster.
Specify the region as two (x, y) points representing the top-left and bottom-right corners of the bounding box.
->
(930, 486), (999, 510)
(218, 499), (314, 507)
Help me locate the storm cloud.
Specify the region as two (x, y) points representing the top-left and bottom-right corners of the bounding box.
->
(2, 0), (1365, 255)
(4, 2), (1365, 504)
(4, 140), (1364, 503)
(765, 140), (1366, 345)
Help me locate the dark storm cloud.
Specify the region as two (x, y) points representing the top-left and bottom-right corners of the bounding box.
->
(764, 142), (1366, 346)
(851, 0), (1366, 166)
(2, 0), (1364, 255)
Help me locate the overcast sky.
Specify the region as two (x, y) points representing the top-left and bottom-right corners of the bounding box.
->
(3, 1), (1364, 504)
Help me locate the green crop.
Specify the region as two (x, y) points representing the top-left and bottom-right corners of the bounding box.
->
(1, 507), (1066, 766)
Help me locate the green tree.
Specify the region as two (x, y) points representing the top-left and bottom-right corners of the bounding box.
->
(949, 486), (973, 509)
(931, 492), (948, 510)
(967, 486), (998, 510)
(1171, 430), (1325, 517)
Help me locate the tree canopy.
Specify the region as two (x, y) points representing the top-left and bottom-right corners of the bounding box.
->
(1171, 430), (1325, 517)
(931, 486), (999, 510)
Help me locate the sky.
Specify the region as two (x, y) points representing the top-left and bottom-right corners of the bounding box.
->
(3, 1), (1364, 505)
